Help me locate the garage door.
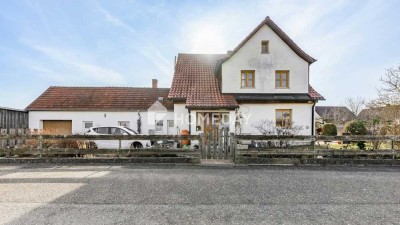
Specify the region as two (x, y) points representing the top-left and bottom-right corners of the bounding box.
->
(43, 120), (72, 135)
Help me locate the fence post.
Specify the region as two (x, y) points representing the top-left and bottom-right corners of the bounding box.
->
(200, 133), (206, 159)
(218, 128), (223, 159)
(311, 136), (316, 158)
(207, 132), (211, 159)
(392, 137), (395, 160)
(118, 138), (121, 151)
(38, 135), (43, 158)
(230, 132), (235, 160)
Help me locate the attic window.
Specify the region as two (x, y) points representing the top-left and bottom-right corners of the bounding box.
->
(261, 41), (269, 53)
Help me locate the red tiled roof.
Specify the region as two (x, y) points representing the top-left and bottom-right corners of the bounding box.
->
(308, 85), (325, 100)
(168, 54), (239, 109)
(227, 16), (316, 64)
(26, 87), (173, 111)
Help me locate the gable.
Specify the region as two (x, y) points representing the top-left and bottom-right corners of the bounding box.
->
(226, 16), (316, 64)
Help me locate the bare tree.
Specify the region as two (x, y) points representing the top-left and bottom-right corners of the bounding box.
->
(319, 107), (351, 125)
(344, 97), (365, 116)
(371, 65), (400, 106)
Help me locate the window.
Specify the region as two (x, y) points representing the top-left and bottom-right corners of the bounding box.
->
(118, 121), (130, 128)
(276, 109), (292, 128)
(241, 70), (255, 88)
(167, 120), (174, 128)
(261, 40), (269, 53)
(94, 127), (109, 134)
(83, 121), (93, 129)
(111, 127), (127, 135)
(275, 70), (289, 88)
(155, 120), (163, 131)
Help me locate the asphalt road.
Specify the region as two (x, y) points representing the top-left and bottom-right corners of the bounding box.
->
(1, 164), (400, 225)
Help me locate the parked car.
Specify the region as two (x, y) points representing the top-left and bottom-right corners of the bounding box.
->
(85, 126), (151, 149)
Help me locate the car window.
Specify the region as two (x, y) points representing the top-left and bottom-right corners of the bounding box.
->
(111, 127), (124, 135)
(96, 127), (110, 134)
(124, 127), (138, 134)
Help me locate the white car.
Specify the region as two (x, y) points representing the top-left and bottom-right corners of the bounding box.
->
(85, 126), (151, 149)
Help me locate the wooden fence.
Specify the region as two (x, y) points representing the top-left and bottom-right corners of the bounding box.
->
(0, 130), (201, 158)
(1, 130), (399, 161)
(234, 135), (400, 160)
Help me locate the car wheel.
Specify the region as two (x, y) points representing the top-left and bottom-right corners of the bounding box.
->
(131, 142), (143, 149)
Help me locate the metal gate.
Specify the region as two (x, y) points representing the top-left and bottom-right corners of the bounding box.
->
(199, 126), (235, 160)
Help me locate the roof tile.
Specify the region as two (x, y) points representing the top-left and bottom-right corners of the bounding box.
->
(27, 87), (173, 111)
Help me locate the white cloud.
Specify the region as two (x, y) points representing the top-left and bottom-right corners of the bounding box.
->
(97, 8), (136, 34)
(31, 45), (125, 85)
(97, 7), (173, 78)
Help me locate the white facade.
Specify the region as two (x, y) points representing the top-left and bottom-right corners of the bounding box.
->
(29, 110), (175, 135)
(222, 24), (309, 94)
(238, 103), (313, 135)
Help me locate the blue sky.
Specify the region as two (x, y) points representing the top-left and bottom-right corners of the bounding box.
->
(0, 0), (399, 109)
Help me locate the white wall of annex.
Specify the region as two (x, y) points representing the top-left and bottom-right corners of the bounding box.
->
(29, 111), (174, 135)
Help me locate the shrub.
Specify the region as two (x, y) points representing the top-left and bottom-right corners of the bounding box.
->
(347, 121), (368, 135)
(322, 124), (337, 136)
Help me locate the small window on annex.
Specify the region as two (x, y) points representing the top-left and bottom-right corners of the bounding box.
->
(118, 121), (130, 128)
(276, 109), (292, 128)
(261, 40), (269, 53)
(83, 121), (93, 129)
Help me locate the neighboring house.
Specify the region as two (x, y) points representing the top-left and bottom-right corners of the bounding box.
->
(0, 106), (29, 131)
(168, 16), (324, 136)
(0, 106), (29, 148)
(315, 106), (356, 134)
(359, 105), (400, 125)
(26, 80), (175, 135)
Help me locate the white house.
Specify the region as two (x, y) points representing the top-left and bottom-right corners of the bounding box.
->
(27, 16), (324, 137)
(27, 80), (176, 135)
(168, 16), (324, 136)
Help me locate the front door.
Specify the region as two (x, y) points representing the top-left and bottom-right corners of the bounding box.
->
(197, 112), (228, 143)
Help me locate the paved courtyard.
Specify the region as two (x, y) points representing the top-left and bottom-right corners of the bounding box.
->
(1, 164), (400, 224)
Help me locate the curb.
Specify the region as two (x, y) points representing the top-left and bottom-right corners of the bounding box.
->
(0, 157), (201, 164)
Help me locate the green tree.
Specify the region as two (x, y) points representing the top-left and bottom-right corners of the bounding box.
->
(322, 124), (337, 136)
(347, 121), (368, 135)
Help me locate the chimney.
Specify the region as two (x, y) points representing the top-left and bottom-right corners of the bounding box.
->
(152, 79), (158, 88)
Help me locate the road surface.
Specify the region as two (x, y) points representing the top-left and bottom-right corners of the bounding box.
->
(1, 164), (400, 224)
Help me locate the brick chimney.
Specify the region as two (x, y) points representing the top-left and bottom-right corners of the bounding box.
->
(152, 79), (158, 88)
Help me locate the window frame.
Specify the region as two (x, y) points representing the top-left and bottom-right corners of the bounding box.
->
(261, 40), (269, 54)
(118, 121), (130, 128)
(240, 70), (255, 88)
(155, 120), (164, 132)
(83, 121), (93, 129)
(275, 70), (290, 89)
(275, 109), (292, 128)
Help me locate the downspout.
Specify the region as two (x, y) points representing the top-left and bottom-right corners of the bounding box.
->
(311, 102), (316, 136)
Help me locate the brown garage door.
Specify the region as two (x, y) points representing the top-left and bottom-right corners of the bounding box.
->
(43, 120), (72, 135)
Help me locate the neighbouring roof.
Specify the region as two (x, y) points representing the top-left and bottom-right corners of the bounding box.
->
(26, 87), (173, 111)
(168, 54), (324, 108)
(0, 106), (27, 112)
(226, 16), (316, 64)
(359, 106), (400, 122)
(168, 54), (239, 109)
(315, 106), (356, 122)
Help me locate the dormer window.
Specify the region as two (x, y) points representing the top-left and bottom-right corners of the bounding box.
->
(261, 40), (269, 53)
